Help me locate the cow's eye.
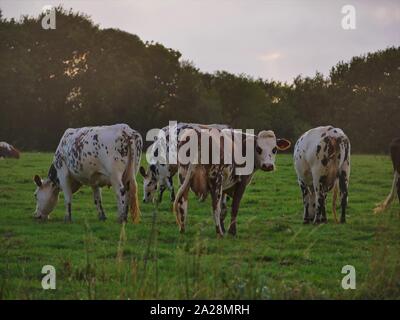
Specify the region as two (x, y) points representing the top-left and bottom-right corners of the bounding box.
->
(272, 147), (278, 154)
(255, 145), (262, 154)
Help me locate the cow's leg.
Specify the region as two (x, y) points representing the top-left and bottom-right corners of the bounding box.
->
(220, 193), (228, 233)
(57, 172), (73, 223)
(309, 190), (316, 221)
(167, 176), (175, 202)
(299, 180), (311, 224)
(314, 190), (327, 224)
(63, 184), (73, 223)
(339, 162), (350, 223)
(313, 175), (327, 224)
(176, 186), (189, 233)
(210, 176), (224, 236)
(174, 166), (191, 233)
(157, 182), (166, 203)
(228, 179), (247, 236)
(92, 186), (106, 221)
(112, 177), (129, 223)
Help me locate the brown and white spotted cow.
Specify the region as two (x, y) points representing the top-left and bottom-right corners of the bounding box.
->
(139, 122), (229, 204)
(374, 137), (400, 213)
(294, 126), (351, 224)
(33, 124), (143, 223)
(0, 142), (20, 159)
(173, 128), (291, 236)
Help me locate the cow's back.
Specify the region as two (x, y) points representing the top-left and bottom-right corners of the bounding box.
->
(55, 124), (140, 185)
(295, 126), (350, 186)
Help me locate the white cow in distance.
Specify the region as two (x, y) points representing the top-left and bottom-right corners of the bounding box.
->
(0, 142), (20, 159)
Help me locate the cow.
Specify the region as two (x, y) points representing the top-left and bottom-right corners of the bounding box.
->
(294, 126), (351, 224)
(374, 137), (400, 213)
(33, 124), (143, 223)
(173, 127), (291, 236)
(139, 122), (229, 203)
(0, 142), (20, 159)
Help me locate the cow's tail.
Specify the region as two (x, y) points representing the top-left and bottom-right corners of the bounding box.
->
(173, 164), (194, 229)
(123, 135), (142, 224)
(374, 171), (398, 214)
(332, 180), (339, 223)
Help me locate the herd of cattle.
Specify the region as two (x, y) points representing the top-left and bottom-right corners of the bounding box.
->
(1, 123), (399, 236)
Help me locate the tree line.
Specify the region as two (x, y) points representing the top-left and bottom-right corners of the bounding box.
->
(0, 7), (399, 153)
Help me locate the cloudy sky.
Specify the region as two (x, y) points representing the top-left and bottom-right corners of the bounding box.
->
(1, 0), (399, 82)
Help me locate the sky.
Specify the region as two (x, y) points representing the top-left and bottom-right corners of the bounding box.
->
(1, 0), (399, 82)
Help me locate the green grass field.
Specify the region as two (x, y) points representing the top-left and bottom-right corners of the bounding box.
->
(1, 153), (399, 299)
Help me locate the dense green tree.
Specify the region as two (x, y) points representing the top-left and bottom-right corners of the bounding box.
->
(0, 7), (398, 153)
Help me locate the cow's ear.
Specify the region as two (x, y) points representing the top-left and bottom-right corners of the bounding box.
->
(139, 166), (147, 178)
(276, 139), (291, 151)
(34, 175), (42, 187)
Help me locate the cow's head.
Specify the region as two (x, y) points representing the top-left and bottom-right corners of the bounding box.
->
(139, 165), (158, 203)
(33, 175), (59, 220)
(255, 130), (291, 171)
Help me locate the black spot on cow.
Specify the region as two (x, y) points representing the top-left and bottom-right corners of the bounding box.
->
(321, 156), (328, 166)
(48, 163), (59, 185)
(319, 175), (328, 191)
(93, 134), (98, 142)
(316, 145), (321, 156)
(120, 188), (126, 196)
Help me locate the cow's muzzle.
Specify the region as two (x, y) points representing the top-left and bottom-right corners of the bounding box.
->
(261, 164), (275, 172)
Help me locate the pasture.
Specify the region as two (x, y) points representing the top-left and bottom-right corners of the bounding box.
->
(0, 153), (399, 299)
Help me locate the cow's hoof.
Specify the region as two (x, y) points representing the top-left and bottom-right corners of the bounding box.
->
(99, 215), (107, 222)
(303, 219), (310, 224)
(179, 228), (185, 234)
(64, 216), (72, 223)
(216, 226), (225, 237)
(228, 228), (237, 237)
(340, 219), (346, 224)
(321, 217), (328, 224)
(119, 218), (128, 224)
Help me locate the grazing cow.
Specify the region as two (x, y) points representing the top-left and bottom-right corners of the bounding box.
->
(294, 126), (351, 224)
(173, 128), (291, 236)
(374, 137), (400, 213)
(33, 124), (143, 223)
(139, 122), (229, 203)
(0, 142), (20, 159)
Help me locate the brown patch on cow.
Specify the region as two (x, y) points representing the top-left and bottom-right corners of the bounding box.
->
(190, 166), (209, 198)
